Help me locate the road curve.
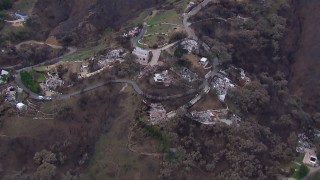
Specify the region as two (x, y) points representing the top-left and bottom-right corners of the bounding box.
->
(53, 79), (196, 100)
(15, 40), (77, 72)
(13, 40), (77, 100)
(183, 0), (212, 40)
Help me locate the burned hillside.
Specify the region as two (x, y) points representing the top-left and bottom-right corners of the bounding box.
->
(31, 0), (165, 43)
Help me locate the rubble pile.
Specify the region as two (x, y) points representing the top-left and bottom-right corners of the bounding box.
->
(122, 26), (140, 38)
(98, 48), (126, 68)
(240, 69), (250, 85)
(190, 110), (228, 125)
(296, 133), (314, 153)
(171, 67), (198, 82)
(180, 39), (199, 53)
(138, 66), (156, 79)
(211, 75), (235, 101)
(149, 103), (167, 125)
(4, 86), (17, 104)
(227, 114), (241, 123)
(153, 70), (172, 86)
(44, 72), (64, 90)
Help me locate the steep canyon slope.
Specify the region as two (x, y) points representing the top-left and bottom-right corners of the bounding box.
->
(288, 0), (320, 113)
(31, 0), (164, 43)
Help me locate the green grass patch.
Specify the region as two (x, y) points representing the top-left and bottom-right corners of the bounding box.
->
(20, 71), (41, 94)
(175, 0), (190, 10)
(147, 9), (180, 26)
(146, 23), (172, 35)
(142, 24), (173, 46)
(28, 70), (45, 83)
(144, 125), (168, 151)
(140, 35), (162, 47)
(292, 164), (309, 180)
(311, 171), (320, 180)
(284, 162), (300, 171)
(63, 44), (105, 61)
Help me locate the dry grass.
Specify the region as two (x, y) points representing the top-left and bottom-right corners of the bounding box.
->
(88, 87), (161, 179)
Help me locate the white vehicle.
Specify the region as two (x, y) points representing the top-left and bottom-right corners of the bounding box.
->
(44, 97), (52, 101)
(310, 155), (318, 166)
(38, 96), (44, 100)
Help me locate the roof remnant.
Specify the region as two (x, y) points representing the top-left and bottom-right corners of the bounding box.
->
(149, 103), (167, 125)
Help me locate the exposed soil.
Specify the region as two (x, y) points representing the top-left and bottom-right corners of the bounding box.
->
(288, 0), (320, 113)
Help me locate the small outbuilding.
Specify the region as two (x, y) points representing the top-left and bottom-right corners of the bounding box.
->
(132, 47), (150, 64)
(200, 57), (208, 63)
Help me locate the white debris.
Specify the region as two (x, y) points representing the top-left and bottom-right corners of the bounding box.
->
(171, 67), (198, 82)
(211, 76), (235, 102)
(180, 39), (199, 53)
(98, 48), (126, 68)
(0, 69), (9, 84)
(200, 57), (208, 63)
(153, 70), (172, 86)
(44, 72), (64, 90)
(296, 133), (314, 153)
(240, 68), (250, 84)
(190, 109), (229, 125)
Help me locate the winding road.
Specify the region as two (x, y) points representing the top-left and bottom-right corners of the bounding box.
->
(13, 39), (195, 101)
(131, 23), (179, 67)
(183, 0), (212, 40)
(54, 79), (196, 101)
(15, 40), (77, 72)
(14, 0), (215, 102)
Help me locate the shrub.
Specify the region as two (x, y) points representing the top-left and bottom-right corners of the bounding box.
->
(317, 151), (320, 160)
(295, 165), (309, 180)
(177, 59), (192, 69)
(0, 12), (7, 22)
(20, 71), (41, 94)
(145, 126), (168, 151)
(0, 0), (13, 10)
(169, 32), (187, 43)
(174, 45), (188, 58)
